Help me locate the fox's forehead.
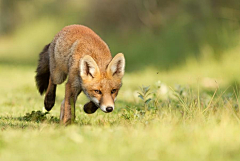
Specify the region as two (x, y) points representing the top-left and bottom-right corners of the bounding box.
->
(90, 77), (122, 90)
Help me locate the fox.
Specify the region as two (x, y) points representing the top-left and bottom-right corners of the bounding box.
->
(35, 25), (125, 124)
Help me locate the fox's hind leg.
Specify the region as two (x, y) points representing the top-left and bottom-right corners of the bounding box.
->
(44, 77), (57, 111)
(44, 70), (67, 111)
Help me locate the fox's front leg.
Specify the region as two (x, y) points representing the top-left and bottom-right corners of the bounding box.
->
(60, 100), (65, 121)
(61, 82), (79, 125)
(84, 101), (99, 114)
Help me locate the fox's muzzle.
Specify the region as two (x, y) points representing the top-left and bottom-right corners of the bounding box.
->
(85, 97), (115, 113)
(100, 104), (114, 113)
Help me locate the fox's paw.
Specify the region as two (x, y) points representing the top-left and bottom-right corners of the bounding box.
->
(44, 94), (56, 111)
(84, 101), (98, 114)
(61, 117), (71, 126)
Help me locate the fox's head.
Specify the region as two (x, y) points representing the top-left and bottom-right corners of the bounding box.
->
(80, 53), (125, 113)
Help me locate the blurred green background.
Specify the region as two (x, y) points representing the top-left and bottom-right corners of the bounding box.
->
(0, 0), (239, 72)
(1, 2), (240, 160)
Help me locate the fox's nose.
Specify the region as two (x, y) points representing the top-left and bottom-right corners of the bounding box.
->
(106, 106), (113, 112)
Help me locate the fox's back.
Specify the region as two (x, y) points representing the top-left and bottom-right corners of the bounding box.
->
(50, 25), (112, 73)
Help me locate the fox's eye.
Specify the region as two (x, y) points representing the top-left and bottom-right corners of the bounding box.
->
(94, 90), (102, 94)
(111, 89), (117, 94)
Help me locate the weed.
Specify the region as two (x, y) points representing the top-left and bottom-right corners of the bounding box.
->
(137, 85), (152, 111)
(20, 110), (59, 123)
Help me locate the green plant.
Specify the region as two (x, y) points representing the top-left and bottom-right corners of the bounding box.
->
(137, 85), (152, 111)
(21, 110), (49, 123)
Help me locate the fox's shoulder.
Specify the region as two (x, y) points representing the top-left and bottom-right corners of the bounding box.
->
(51, 25), (112, 71)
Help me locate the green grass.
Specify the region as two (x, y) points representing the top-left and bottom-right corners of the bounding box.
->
(1, 45), (240, 160)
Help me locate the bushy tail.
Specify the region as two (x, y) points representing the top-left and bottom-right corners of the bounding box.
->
(35, 44), (51, 95)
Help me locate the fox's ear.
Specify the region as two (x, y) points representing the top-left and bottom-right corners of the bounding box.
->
(80, 55), (100, 80)
(107, 53), (125, 79)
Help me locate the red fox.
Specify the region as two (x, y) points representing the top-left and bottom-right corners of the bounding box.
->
(35, 25), (125, 124)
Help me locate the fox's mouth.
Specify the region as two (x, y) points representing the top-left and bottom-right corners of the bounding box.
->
(100, 108), (109, 113)
(92, 102), (114, 113)
(83, 96), (115, 114)
(90, 97), (114, 113)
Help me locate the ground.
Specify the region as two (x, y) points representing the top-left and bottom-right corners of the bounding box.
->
(0, 46), (240, 161)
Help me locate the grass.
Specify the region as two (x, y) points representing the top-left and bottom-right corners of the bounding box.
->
(0, 19), (240, 159)
(1, 44), (240, 161)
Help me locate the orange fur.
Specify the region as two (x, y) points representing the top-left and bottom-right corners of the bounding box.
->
(35, 25), (125, 125)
